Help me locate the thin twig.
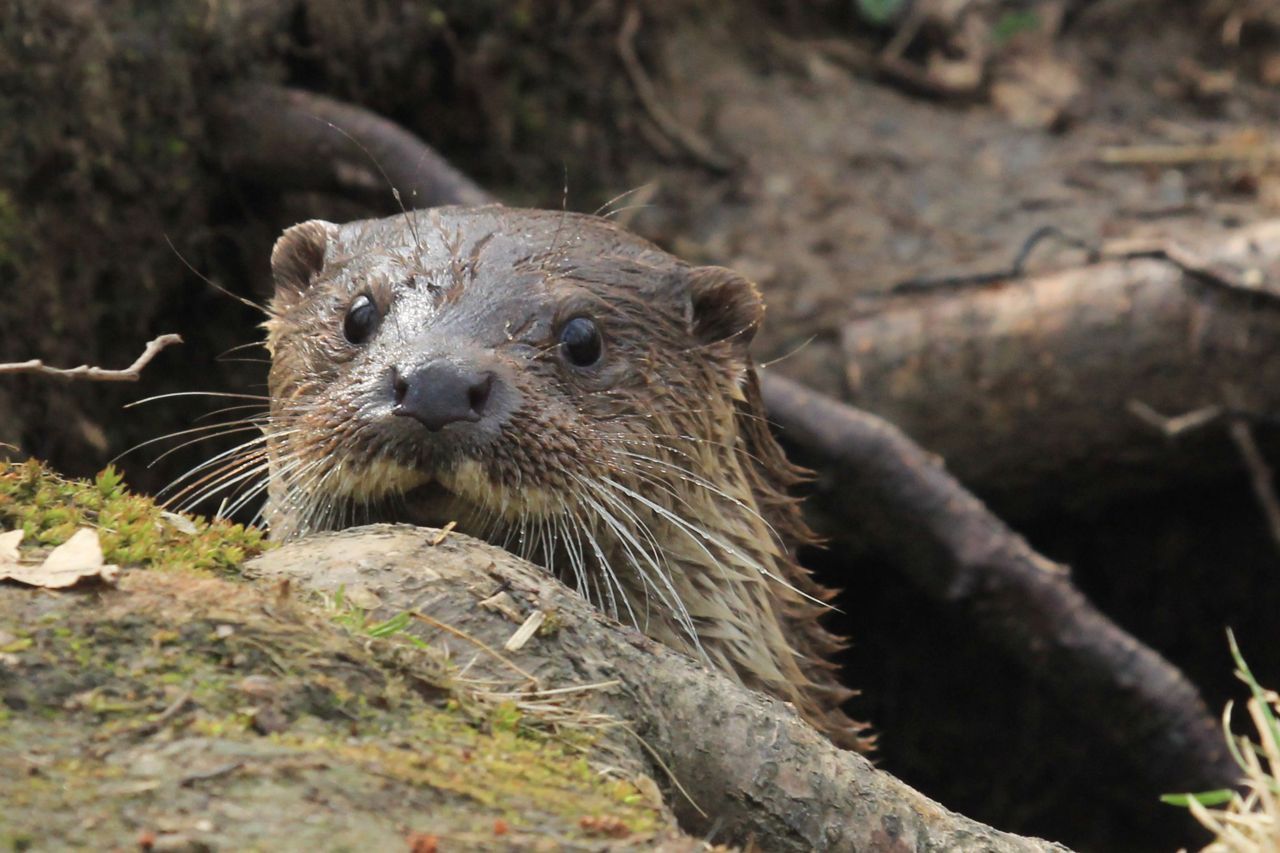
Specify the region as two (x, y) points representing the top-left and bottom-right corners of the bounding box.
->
(1126, 401), (1224, 439)
(410, 609), (540, 687)
(128, 689), (196, 739)
(1097, 142), (1280, 167)
(1229, 418), (1280, 550)
(0, 334), (183, 382)
(617, 6), (735, 174)
(891, 226), (1098, 294)
(503, 609), (547, 652)
(428, 520), (457, 546)
(179, 760), (244, 786)
(1224, 386), (1280, 552)
(891, 230), (1278, 303)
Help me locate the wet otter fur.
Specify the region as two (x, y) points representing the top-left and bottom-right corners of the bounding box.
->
(261, 205), (871, 750)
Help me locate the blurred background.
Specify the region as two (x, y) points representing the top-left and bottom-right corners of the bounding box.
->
(5, 2), (1280, 848)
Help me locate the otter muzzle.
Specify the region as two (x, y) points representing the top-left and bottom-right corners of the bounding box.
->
(391, 360), (495, 432)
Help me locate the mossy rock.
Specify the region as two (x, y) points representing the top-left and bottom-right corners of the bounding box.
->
(0, 462), (683, 850)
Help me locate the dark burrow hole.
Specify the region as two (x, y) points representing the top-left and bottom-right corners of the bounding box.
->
(806, 472), (1280, 852)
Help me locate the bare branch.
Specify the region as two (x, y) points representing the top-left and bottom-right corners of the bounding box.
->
(0, 334), (183, 382)
(841, 220), (1280, 504)
(1127, 400), (1224, 439)
(1223, 386), (1280, 551)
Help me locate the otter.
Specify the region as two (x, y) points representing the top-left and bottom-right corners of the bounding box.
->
(261, 205), (871, 751)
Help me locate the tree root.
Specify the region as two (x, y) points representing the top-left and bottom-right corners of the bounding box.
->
(760, 372), (1238, 792)
(211, 84), (492, 211)
(247, 525), (1071, 852)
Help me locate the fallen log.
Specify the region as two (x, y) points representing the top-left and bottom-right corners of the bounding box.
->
(247, 524), (1072, 853)
(841, 223), (1280, 507)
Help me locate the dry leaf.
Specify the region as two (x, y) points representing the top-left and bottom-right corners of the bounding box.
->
(0, 528), (120, 589)
(159, 511), (198, 535)
(0, 529), (22, 563)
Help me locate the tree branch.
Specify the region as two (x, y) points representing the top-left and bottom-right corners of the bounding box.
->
(0, 334), (183, 382)
(840, 222), (1280, 505)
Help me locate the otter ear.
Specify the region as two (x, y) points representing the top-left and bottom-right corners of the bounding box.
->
(270, 220), (336, 300)
(686, 266), (764, 350)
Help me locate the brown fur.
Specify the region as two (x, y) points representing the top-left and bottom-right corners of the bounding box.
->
(261, 205), (872, 750)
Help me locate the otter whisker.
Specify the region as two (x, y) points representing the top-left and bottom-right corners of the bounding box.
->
(126, 391), (271, 408)
(143, 422), (272, 469)
(576, 478), (700, 654)
(217, 469), (279, 520)
(592, 493), (686, 642)
(537, 515), (555, 582)
(560, 510), (591, 608)
(217, 340), (269, 359)
(580, 489), (665, 636)
(221, 451), (315, 523)
(159, 431), (292, 499)
(160, 443), (269, 506)
(171, 440), (277, 503)
(572, 504), (636, 629)
(194, 403), (271, 424)
(297, 463), (346, 534)
(598, 475), (825, 608)
(174, 457), (271, 516)
(599, 202), (655, 221)
(592, 182), (655, 218)
(113, 419), (267, 467)
(612, 450), (788, 550)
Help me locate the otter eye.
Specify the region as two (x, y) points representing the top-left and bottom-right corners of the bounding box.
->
(559, 317), (603, 367)
(343, 293), (380, 344)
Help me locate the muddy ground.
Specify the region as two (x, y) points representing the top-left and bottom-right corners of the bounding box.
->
(5, 1), (1280, 850)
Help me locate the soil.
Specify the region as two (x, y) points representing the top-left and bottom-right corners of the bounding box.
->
(6, 2), (1280, 850)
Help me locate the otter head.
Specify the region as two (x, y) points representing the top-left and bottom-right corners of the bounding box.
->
(260, 206), (869, 750)
(262, 206), (765, 551)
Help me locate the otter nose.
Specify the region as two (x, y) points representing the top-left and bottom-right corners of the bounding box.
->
(391, 361), (495, 431)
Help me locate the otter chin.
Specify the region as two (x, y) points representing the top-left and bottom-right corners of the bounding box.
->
(260, 205), (872, 751)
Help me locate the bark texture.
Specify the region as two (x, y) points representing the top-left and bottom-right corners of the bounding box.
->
(247, 524), (1072, 853)
(841, 223), (1280, 505)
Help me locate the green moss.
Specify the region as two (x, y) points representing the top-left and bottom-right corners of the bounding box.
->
(0, 459), (267, 573)
(0, 578), (663, 846)
(0, 462), (669, 847)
